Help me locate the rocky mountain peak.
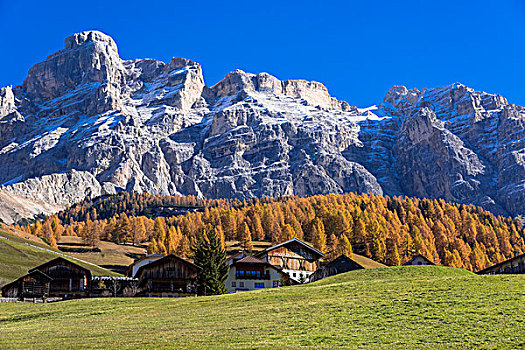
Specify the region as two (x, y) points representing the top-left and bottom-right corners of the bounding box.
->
(0, 31), (523, 223)
(22, 30), (123, 108)
(64, 30), (118, 53)
(208, 69), (351, 111)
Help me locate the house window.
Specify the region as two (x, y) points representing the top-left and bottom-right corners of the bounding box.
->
(273, 280), (279, 288)
(231, 281), (236, 287)
(255, 282), (264, 288)
(239, 282), (244, 288)
(293, 272), (296, 277)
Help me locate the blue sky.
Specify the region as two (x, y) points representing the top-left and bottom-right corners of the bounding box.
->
(1, 0), (524, 107)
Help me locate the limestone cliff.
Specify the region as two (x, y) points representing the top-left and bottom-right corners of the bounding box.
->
(0, 31), (523, 223)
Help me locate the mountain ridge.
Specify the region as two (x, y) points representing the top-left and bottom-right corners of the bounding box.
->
(0, 30), (523, 223)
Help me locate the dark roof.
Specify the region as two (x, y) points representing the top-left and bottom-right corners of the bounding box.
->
(236, 255), (268, 264)
(402, 254), (435, 266)
(327, 255), (364, 269)
(477, 252), (525, 274)
(28, 257), (92, 276)
(231, 254), (283, 270)
(310, 254), (364, 282)
(255, 238), (325, 258)
(135, 254), (202, 278)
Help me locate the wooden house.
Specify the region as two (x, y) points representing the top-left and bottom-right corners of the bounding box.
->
(310, 254), (364, 282)
(135, 254), (201, 297)
(1, 270), (52, 301)
(28, 257), (92, 298)
(477, 253), (525, 275)
(255, 238), (324, 283)
(403, 254), (435, 266)
(225, 254), (286, 293)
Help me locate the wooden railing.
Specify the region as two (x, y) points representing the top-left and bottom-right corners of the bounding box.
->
(235, 271), (270, 280)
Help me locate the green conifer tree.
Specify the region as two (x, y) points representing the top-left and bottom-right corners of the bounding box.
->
(192, 226), (229, 296)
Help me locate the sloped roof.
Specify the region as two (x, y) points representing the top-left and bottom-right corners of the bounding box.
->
(327, 254), (364, 269)
(231, 254), (283, 270)
(477, 252), (525, 274)
(236, 255), (268, 264)
(28, 257), (92, 277)
(127, 254), (165, 276)
(255, 238), (325, 258)
(134, 254), (164, 263)
(402, 254), (435, 266)
(310, 254), (364, 282)
(135, 254), (202, 279)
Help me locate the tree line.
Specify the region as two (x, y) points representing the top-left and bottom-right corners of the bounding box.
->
(17, 193), (525, 272)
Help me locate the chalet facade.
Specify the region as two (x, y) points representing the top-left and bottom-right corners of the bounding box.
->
(477, 253), (525, 275)
(310, 255), (364, 282)
(225, 254), (285, 293)
(403, 254), (435, 266)
(28, 257), (92, 298)
(134, 254), (201, 297)
(255, 238), (324, 283)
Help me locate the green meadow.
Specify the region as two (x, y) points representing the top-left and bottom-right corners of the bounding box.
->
(1, 266), (524, 349)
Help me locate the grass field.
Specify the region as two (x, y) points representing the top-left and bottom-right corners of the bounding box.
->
(1, 266), (524, 349)
(0, 226), (119, 283)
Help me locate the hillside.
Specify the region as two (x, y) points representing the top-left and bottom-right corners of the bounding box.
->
(0, 30), (524, 226)
(0, 225), (119, 284)
(0, 266), (524, 349)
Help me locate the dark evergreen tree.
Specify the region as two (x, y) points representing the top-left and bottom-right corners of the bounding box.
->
(193, 226), (229, 296)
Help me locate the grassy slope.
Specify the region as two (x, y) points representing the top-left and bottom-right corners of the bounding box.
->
(1, 266), (524, 349)
(0, 227), (119, 283)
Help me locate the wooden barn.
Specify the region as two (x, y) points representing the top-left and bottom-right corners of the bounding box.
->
(255, 238), (324, 283)
(28, 257), (92, 298)
(310, 255), (364, 282)
(403, 254), (435, 266)
(1, 270), (52, 301)
(135, 254), (201, 297)
(477, 253), (525, 275)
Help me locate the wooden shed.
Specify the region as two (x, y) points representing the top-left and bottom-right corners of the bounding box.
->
(310, 255), (364, 282)
(135, 254), (201, 297)
(1, 270), (52, 301)
(28, 257), (92, 298)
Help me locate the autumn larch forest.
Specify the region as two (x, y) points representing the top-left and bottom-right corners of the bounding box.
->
(16, 192), (525, 272)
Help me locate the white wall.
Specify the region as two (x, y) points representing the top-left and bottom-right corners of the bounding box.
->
(225, 266), (282, 293)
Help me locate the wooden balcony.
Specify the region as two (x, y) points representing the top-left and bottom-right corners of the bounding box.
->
(235, 271), (271, 280)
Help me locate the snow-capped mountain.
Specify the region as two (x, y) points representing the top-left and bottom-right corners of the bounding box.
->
(0, 31), (523, 223)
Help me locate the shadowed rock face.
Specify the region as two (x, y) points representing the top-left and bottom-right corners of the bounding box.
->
(0, 31), (523, 223)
